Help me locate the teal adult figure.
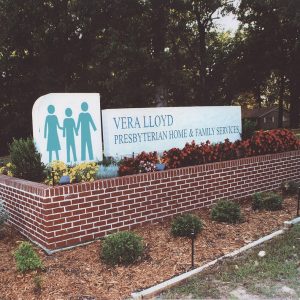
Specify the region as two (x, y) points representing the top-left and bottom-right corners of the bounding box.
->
(77, 102), (97, 161)
(63, 108), (78, 163)
(44, 105), (62, 162)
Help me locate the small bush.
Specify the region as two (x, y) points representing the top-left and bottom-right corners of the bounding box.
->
(0, 201), (8, 232)
(252, 192), (283, 211)
(97, 164), (119, 179)
(14, 242), (43, 273)
(171, 214), (203, 238)
(69, 162), (99, 183)
(118, 151), (158, 176)
(281, 180), (299, 195)
(45, 161), (99, 185)
(101, 231), (144, 266)
(252, 193), (264, 211)
(45, 160), (68, 185)
(0, 162), (15, 177)
(211, 199), (242, 224)
(9, 138), (45, 182)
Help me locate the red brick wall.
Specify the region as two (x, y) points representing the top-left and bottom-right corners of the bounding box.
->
(1, 150), (300, 253)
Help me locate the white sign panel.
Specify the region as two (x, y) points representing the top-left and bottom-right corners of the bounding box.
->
(102, 106), (241, 157)
(33, 93), (102, 165)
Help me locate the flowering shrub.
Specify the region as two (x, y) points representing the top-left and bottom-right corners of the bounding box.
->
(244, 129), (300, 156)
(45, 161), (98, 185)
(45, 161), (68, 186)
(119, 129), (300, 174)
(118, 157), (137, 176)
(139, 161), (156, 173)
(69, 162), (98, 183)
(119, 152), (158, 176)
(162, 147), (183, 169)
(0, 162), (15, 177)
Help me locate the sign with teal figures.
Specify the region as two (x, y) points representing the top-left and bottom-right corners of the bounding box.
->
(32, 93), (102, 165)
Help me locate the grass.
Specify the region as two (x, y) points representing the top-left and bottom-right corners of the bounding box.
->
(161, 224), (300, 299)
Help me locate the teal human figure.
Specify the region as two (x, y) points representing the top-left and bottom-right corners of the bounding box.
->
(63, 108), (78, 163)
(44, 105), (62, 162)
(77, 102), (96, 161)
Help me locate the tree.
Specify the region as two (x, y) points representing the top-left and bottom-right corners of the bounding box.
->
(238, 0), (300, 127)
(169, 0), (234, 105)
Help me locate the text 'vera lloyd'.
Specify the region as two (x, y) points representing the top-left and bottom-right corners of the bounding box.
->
(114, 115), (174, 129)
(102, 106), (242, 158)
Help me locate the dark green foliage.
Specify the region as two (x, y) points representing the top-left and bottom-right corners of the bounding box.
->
(242, 118), (257, 140)
(101, 231), (144, 266)
(281, 180), (299, 195)
(9, 138), (45, 182)
(252, 193), (264, 211)
(211, 199), (242, 224)
(252, 192), (283, 211)
(14, 242), (43, 273)
(171, 214), (203, 238)
(0, 202), (8, 233)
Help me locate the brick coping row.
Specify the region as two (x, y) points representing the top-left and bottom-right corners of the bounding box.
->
(1, 150), (298, 197)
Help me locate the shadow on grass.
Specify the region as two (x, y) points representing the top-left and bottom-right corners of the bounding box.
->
(160, 224), (300, 299)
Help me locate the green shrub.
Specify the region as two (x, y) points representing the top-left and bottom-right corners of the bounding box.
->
(252, 193), (264, 211)
(9, 138), (45, 182)
(211, 199), (242, 224)
(281, 180), (299, 195)
(101, 231), (144, 266)
(252, 192), (283, 211)
(171, 214), (203, 238)
(14, 242), (43, 273)
(0, 201), (8, 233)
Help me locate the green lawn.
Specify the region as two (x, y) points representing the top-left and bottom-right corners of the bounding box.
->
(160, 224), (300, 299)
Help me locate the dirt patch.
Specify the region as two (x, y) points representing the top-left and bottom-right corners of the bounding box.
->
(0, 196), (298, 299)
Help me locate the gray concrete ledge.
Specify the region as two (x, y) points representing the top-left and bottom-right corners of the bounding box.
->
(131, 216), (300, 300)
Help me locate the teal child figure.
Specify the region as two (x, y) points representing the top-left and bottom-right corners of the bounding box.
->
(44, 105), (62, 162)
(77, 102), (96, 161)
(63, 108), (78, 163)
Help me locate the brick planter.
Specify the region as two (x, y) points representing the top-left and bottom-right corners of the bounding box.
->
(1, 150), (300, 253)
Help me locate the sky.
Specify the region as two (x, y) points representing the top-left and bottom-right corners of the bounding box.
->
(214, 0), (241, 32)
(215, 13), (240, 32)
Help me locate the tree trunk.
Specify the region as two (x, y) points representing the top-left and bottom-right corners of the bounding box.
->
(278, 74), (285, 128)
(289, 80), (300, 128)
(198, 24), (207, 105)
(150, 0), (169, 107)
(254, 85), (262, 108)
(194, 7), (208, 106)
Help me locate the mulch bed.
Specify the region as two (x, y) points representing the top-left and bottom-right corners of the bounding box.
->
(0, 195), (298, 300)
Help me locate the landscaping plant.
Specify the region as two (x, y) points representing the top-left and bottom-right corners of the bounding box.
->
(0, 201), (8, 234)
(252, 192), (283, 211)
(0, 162), (15, 177)
(118, 151), (158, 176)
(119, 129), (300, 174)
(14, 242), (43, 273)
(281, 180), (299, 195)
(171, 213), (203, 238)
(101, 231), (144, 266)
(211, 199), (242, 223)
(45, 160), (68, 185)
(97, 164), (119, 179)
(45, 161), (99, 185)
(9, 138), (45, 182)
(69, 162), (99, 183)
